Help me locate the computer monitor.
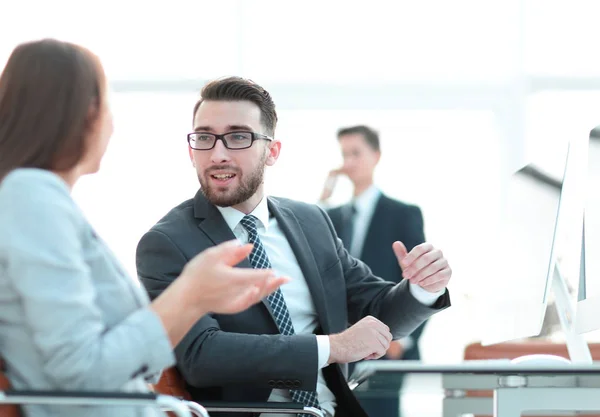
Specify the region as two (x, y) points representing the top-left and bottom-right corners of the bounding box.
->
(481, 131), (590, 363)
(575, 129), (600, 334)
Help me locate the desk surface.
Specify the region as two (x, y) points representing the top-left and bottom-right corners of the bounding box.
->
(353, 360), (600, 376)
(350, 360), (600, 389)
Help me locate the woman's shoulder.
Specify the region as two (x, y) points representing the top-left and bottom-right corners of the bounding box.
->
(0, 168), (82, 233)
(1, 168), (71, 197)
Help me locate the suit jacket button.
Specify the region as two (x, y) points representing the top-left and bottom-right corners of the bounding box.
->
(268, 380), (276, 388)
(293, 380), (301, 388)
(284, 380), (293, 388)
(276, 380), (285, 389)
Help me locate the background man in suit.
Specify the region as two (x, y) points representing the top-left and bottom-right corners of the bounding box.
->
(319, 125), (428, 417)
(137, 77), (452, 417)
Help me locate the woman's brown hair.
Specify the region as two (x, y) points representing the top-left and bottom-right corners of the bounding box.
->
(0, 39), (104, 180)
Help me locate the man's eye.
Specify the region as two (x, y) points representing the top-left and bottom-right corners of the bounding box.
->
(231, 133), (250, 141)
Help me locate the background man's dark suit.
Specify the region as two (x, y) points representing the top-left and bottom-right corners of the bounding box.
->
(327, 194), (427, 417)
(137, 191), (449, 417)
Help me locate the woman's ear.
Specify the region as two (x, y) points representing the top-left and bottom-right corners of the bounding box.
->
(83, 99), (101, 136)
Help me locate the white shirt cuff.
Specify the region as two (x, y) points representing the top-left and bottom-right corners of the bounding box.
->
(316, 335), (331, 369)
(408, 282), (445, 306)
(398, 336), (414, 351)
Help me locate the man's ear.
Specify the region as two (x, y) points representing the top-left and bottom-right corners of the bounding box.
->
(265, 140), (282, 167)
(188, 146), (195, 167)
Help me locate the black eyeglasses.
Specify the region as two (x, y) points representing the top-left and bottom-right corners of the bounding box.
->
(187, 131), (273, 150)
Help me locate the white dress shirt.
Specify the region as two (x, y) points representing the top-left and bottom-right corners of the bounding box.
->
(348, 185), (381, 258)
(217, 196), (443, 416)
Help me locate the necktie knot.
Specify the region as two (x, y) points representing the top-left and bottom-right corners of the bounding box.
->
(240, 215), (259, 237)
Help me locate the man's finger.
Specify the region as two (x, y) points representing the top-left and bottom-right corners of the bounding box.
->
(410, 258), (447, 285)
(403, 249), (443, 278)
(419, 268), (451, 288)
(401, 242), (433, 268)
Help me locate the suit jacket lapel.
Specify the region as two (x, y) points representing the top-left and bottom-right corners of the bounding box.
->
(268, 198), (331, 334)
(193, 190), (251, 268)
(193, 191), (277, 320)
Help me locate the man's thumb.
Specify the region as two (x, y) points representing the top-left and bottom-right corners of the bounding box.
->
(392, 241), (408, 262)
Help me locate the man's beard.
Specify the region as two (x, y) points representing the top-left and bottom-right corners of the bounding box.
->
(199, 156), (267, 207)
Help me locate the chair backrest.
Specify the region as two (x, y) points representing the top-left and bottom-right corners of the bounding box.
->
(152, 367), (192, 401)
(151, 367), (191, 417)
(0, 357), (21, 417)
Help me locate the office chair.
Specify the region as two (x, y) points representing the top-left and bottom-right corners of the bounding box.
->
(154, 367), (324, 417)
(0, 356), (202, 417)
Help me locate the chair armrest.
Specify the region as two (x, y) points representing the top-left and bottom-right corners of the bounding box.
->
(0, 390), (193, 417)
(201, 401), (323, 417)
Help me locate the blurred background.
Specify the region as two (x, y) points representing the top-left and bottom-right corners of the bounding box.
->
(2, 0), (600, 366)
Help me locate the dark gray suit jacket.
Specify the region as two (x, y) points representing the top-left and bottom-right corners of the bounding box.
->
(136, 191), (450, 417)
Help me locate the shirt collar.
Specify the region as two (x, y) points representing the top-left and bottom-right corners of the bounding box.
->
(352, 185), (381, 214)
(216, 197), (271, 233)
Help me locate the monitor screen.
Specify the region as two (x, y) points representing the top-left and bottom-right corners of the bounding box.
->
(584, 136), (600, 301)
(576, 130), (600, 335)
(480, 139), (570, 345)
(503, 140), (569, 305)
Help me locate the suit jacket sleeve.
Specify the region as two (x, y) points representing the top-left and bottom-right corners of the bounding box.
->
(317, 207), (450, 339)
(401, 205), (428, 346)
(136, 229), (320, 391)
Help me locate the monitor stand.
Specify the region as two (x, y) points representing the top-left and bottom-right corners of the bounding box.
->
(549, 228), (592, 364)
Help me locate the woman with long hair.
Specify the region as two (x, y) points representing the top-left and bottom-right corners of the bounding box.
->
(0, 38), (287, 417)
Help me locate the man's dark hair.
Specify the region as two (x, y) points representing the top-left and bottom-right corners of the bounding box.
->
(337, 125), (380, 152)
(193, 76), (278, 136)
(0, 39), (103, 180)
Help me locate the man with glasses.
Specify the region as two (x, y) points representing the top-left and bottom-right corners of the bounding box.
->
(136, 76), (452, 417)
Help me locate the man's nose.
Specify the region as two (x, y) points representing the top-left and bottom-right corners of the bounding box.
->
(210, 139), (231, 163)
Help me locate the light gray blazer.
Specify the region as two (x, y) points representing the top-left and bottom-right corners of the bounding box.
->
(0, 169), (175, 417)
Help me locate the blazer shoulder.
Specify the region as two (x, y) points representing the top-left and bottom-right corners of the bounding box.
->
(147, 198), (196, 236)
(380, 194), (422, 215)
(326, 204), (344, 216)
(270, 196), (329, 221)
